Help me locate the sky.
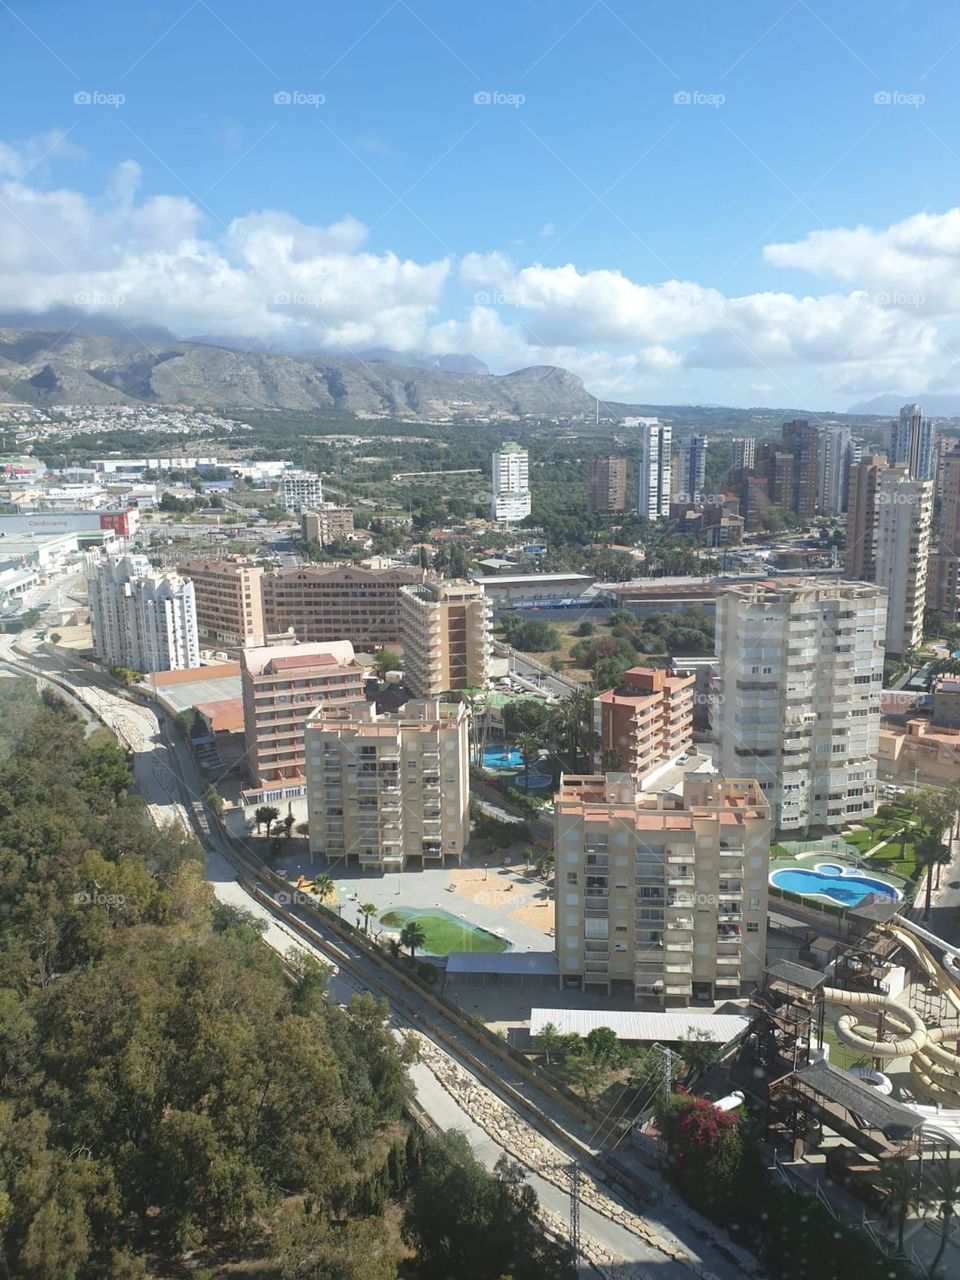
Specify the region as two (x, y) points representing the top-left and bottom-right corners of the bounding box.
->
(4, 1), (960, 409)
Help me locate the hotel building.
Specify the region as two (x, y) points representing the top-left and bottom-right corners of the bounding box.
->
(593, 667), (694, 783)
(398, 579), (492, 697)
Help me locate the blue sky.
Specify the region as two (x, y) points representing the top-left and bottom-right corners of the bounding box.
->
(4, 1), (960, 408)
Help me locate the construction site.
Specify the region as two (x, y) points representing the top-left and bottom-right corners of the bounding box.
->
(733, 899), (960, 1271)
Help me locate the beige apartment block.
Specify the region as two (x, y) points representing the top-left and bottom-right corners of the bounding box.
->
(180, 556), (265, 651)
(305, 699), (469, 870)
(300, 505), (355, 547)
(398, 579), (492, 698)
(554, 773), (772, 1006)
(593, 667), (694, 782)
(241, 641), (366, 787)
(261, 563), (427, 650)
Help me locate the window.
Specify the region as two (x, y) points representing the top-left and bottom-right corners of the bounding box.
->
(566, 872), (578, 885)
(746, 922), (759, 933)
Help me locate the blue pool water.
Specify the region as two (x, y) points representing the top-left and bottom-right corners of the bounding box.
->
(483, 744), (523, 770)
(770, 862), (901, 906)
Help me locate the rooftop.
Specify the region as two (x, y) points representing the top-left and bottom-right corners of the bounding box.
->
(530, 1007), (750, 1044)
(240, 640), (356, 676)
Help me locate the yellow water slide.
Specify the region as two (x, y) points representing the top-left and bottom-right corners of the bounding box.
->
(887, 925), (960, 1017)
(820, 921), (960, 1104)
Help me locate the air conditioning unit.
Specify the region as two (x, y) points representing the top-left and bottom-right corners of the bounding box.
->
(276, 695), (288, 703)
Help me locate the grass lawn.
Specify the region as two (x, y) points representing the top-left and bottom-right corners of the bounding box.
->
(379, 909), (508, 955)
(820, 1013), (873, 1072)
(846, 806), (920, 879)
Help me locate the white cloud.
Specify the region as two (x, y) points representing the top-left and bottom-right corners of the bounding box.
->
(0, 139), (954, 405)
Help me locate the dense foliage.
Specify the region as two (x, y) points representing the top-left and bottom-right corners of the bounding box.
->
(0, 684), (570, 1279)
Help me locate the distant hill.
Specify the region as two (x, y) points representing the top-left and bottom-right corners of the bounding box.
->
(848, 392), (960, 419)
(0, 327), (593, 418)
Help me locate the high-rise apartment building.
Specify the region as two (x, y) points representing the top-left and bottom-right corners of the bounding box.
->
(593, 667), (694, 783)
(817, 424), (856, 516)
(491, 443), (531, 522)
(180, 556), (265, 652)
(241, 641), (366, 788)
(305, 699), (469, 870)
(278, 469), (324, 513)
(88, 554), (199, 673)
(927, 551), (960, 623)
(300, 505), (355, 547)
(638, 420), (672, 518)
(937, 446), (960, 555)
(588, 455), (627, 513)
(554, 773), (772, 1004)
(730, 437), (756, 475)
(678, 435), (708, 502)
(398, 579), (491, 697)
(714, 580), (885, 832)
(781, 419), (820, 520)
(875, 466), (932, 658)
(261, 564), (427, 649)
(888, 403), (934, 481)
(844, 454), (888, 580)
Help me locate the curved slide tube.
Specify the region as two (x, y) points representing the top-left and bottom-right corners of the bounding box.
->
(822, 988), (928, 1057)
(887, 925), (960, 1017)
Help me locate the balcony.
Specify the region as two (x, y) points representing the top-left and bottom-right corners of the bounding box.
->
(667, 872), (695, 887)
(717, 909), (742, 924)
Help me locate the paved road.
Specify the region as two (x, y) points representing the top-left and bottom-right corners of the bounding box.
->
(1, 636), (754, 1280)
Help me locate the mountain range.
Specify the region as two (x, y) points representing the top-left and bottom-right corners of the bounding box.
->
(0, 325), (594, 419)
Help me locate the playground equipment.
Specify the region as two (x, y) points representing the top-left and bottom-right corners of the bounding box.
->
(848, 1067), (894, 1095)
(823, 917), (960, 1106)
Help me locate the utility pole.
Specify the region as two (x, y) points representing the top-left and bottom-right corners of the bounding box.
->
(568, 1161), (581, 1267)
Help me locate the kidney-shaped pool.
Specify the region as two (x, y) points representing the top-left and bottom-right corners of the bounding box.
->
(770, 862), (901, 907)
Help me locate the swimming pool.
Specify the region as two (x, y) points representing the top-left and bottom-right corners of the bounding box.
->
(482, 744), (523, 770)
(770, 861), (901, 906)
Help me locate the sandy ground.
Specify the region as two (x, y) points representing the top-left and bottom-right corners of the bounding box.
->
(448, 865), (554, 934)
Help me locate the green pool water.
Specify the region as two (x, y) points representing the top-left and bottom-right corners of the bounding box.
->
(379, 907), (509, 955)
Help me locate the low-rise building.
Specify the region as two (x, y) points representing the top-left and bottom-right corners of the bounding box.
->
(593, 667), (694, 782)
(554, 772), (772, 1005)
(305, 699), (469, 870)
(398, 579), (492, 697)
(240, 641), (367, 788)
(301, 504), (355, 547)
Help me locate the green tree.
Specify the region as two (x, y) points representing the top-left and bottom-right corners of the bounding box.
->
(403, 1130), (575, 1280)
(923, 1158), (960, 1277)
(312, 874), (335, 904)
(359, 902), (378, 934)
(204, 785), (224, 821)
(583, 1025), (623, 1068)
(399, 920), (426, 958)
(515, 732), (540, 790)
(375, 649), (402, 679)
(255, 804), (280, 836)
(876, 1156), (922, 1254)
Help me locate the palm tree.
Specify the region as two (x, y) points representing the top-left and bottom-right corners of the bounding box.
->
(312, 874), (334, 904)
(256, 804), (280, 837)
(399, 920), (426, 958)
(358, 902), (378, 934)
(923, 1157), (960, 1277)
(876, 1155), (922, 1254)
(916, 831), (949, 919)
(282, 812), (295, 841)
(516, 732), (540, 790)
(535, 1021), (565, 1066)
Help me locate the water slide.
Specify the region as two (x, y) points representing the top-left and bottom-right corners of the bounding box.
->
(820, 918), (960, 1105)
